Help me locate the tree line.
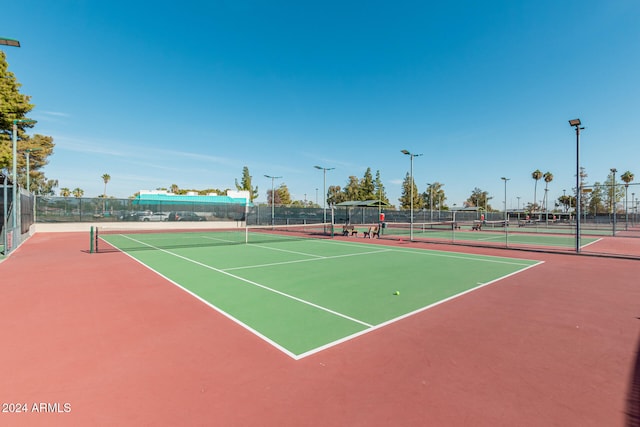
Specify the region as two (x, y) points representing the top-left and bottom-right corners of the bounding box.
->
(0, 51), (56, 194)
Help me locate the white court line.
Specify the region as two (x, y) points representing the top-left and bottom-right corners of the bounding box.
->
(581, 237), (602, 248)
(223, 248), (392, 271)
(118, 234), (374, 331)
(293, 260), (544, 359)
(306, 236), (538, 266)
(248, 243), (326, 258)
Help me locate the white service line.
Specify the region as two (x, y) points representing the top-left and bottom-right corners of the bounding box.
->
(223, 248), (392, 271)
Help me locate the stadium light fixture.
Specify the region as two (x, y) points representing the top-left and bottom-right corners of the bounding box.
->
(314, 165), (334, 223)
(569, 118), (584, 253)
(264, 174), (282, 226)
(401, 150), (423, 241)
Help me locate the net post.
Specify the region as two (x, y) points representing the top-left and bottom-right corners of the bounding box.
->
(90, 226), (94, 253)
(95, 227), (99, 253)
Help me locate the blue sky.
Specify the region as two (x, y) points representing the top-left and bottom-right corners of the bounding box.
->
(3, 0), (639, 209)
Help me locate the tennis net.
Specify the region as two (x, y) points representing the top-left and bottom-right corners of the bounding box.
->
(382, 221), (458, 235)
(90, 223), (334, 253)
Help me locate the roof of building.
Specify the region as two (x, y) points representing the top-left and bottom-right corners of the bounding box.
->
(335, 200), (392, 207)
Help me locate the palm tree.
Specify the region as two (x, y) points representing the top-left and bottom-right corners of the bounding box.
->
(60, 187), (71, 216)
(620, 171), (634, 229)
(532, 169), (542, 216)
(72, 188), (84, 220)
(101, 173), (111, 214)
(543, 171), (553, 222)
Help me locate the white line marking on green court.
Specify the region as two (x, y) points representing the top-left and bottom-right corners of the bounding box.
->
(107, 246), (301, 359)
(310, 237), (539, 266)
(247, 244), (326, 258)
(293, 260), (544, 360)
(118, 234), (375, 329)
(223, 248), (392, 271)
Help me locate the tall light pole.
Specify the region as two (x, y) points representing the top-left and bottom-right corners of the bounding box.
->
(401, 150), (422, 241)
(610, 167), (617, 236)
(426, 182), (433, 223)
(569, 119), (584, 253)
(501, 177), (510, 223)
(264, 174), (281, 226)
(314, 165), (334, 223)
(625, 184), (629, 231)
(1, 37), (21, 252)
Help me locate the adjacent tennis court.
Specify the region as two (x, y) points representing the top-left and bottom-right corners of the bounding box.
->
(381, 222), (601, 249)
(98, 226), (542, 359)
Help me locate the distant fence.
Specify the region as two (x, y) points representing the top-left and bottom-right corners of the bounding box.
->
(35, 197), (640, 230)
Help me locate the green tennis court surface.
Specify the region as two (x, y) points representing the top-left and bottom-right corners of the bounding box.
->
(100, 230), (541, 359)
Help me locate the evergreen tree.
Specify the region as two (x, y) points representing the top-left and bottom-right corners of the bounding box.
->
(343, 176), (360, 201)
(1, 51), (55, 193)
(374, 170), (389, 205)
(277, 183), (291, 206)
(399, 172), (423, 210)
(327, 185), (346, 205)
(604, 171), (625, 213)
(235, 166), (258, 201)
(359, 168), (375, 200)
(588, 182), (605, 215)
(465, 187), (492, 211)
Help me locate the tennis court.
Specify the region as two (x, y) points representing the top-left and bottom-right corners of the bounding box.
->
(98, 225), (541, 359)
(381, 222), (601, 249)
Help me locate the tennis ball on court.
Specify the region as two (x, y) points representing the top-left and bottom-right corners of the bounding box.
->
(394, 291), (400, 296)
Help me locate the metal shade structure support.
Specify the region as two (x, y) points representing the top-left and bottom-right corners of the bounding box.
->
(401, 149), (422, 241)
(569, 118), (584, 253)
(314, 165), (334, 224)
